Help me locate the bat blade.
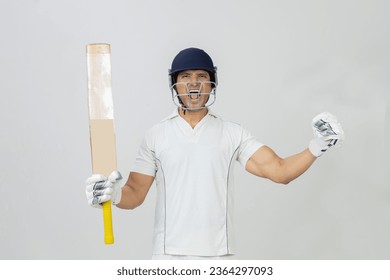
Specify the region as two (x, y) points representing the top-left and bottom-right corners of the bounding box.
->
(86, 43), (117, 245)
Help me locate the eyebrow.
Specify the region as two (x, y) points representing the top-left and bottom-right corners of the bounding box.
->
(179, 70), (209, 76)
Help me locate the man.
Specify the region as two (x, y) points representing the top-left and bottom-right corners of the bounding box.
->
(86, 47), (344, 259)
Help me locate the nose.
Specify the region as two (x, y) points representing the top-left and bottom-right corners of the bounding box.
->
(188, 82), (201, 92)
(188, 76), (200, 87)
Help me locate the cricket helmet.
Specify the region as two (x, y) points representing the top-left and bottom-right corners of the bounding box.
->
(168, 48), (218, 111)
(168, 47), (218, 87)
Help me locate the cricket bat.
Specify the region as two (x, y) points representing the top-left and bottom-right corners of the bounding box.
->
(86, 43), (117, 244)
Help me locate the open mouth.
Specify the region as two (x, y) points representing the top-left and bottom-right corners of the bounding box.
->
(189, 90), (200, 99)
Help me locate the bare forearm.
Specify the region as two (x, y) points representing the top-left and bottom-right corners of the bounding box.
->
(278, 148), (316, 184)
(115, 172), (154, 210)
(116, 184), (144, 210)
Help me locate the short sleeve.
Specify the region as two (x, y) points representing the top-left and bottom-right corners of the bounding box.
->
(236, 128), (264, 167)
(130, 135), (157, 177)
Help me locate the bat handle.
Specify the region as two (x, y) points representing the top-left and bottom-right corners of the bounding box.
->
(102, 200), (114, 244)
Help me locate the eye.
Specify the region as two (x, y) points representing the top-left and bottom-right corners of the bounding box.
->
(198, 73), (210, 80)
(179, 73), (190, 80)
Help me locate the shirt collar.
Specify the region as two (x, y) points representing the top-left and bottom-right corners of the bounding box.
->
(166, 108), (218, 120)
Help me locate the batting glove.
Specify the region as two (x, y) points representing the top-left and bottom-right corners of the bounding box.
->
(85, 171), (123, 208)
(309, 112), (344, 157)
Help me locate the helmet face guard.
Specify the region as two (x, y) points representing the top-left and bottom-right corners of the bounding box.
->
(170, 81), (217, 111)
(168, 48), (218, 110)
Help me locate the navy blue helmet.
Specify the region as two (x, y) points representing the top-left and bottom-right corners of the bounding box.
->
(169, 48), (217, 87)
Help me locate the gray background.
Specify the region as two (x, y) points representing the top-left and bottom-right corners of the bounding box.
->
(0, 0), (389, 259)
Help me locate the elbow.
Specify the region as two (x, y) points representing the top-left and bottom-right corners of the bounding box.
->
(272, 176), (292, 185)
(122, 203), (138, 210)
(117, 201), (141, 210)
(280, 179), (291, 185)
(123, 197), (145, 210)
(129, 198), (145, 210)
(276, 180), (291, 186)
(273, 163), (293, 185)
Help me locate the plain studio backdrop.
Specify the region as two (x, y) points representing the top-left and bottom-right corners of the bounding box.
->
(0, 0), (389, 260)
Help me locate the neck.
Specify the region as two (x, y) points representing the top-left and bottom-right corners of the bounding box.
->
(178, 108), (208, 128)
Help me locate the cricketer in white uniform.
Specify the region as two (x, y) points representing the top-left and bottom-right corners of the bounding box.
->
(86, 48), (344, 259)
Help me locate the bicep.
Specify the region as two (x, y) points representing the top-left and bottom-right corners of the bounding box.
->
(245, 145), (283, 180)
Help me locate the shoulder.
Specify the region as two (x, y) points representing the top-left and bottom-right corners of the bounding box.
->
(210, 111), (243, 131)
(208, 111), (248, 142)
(210, 112), (261, 147)
(145, 110), (179, 137)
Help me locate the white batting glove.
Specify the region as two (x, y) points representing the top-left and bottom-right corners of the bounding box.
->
(85, 171), (123, 208)
(309, 112), (344, 157)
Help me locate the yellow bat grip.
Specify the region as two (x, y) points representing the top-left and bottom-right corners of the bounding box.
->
(102, 200), (114, 244)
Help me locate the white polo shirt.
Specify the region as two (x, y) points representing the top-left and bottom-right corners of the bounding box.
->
(131, 109), (263, 256)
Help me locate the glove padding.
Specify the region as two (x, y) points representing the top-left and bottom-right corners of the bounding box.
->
(86, 171), (123, 208)
(309, 112), (344, 157)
